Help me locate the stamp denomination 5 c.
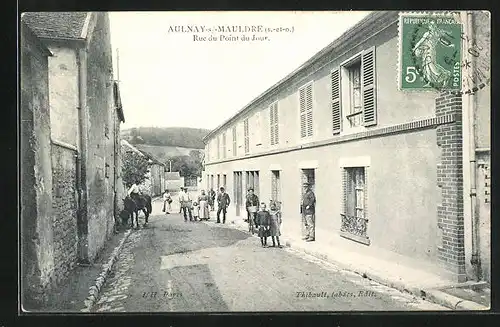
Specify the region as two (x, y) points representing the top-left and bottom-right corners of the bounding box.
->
(399, 12), (463, 92)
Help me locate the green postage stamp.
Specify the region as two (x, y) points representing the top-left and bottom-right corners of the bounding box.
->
(399, 12), (463, 91)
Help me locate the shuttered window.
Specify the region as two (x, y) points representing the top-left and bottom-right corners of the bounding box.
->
(362, 47), (376, 126)
(244, 118), (249, 154)
(232, 126), (237, 156)
(207, 142), (210, 162)
(299, 83), (313, 138)
(331, 68), (341, 134)
(222, 132), (226, 159)
(217, 136), (220, 159)
(331, 47), (377, 132)
(270, 102), (279, 145)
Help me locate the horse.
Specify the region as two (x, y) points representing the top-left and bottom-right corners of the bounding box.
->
(123, 193), (152, 228)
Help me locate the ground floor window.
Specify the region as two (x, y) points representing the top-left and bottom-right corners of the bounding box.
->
(245, 171), (260, 196)
(340, 167), (370, 245)
(271, 170), (281, 203)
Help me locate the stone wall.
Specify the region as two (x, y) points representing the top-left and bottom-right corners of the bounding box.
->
(20, 23), (55, 308)
(85, 12), (116, 260)
(51, 144), (79, 285)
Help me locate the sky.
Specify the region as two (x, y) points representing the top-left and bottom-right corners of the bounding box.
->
(109, 11), (371, 130)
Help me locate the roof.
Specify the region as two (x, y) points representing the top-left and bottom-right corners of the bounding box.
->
(113, 81), (125, 123)
(203, 11), (399, 142)
(21, 21), (53, 57)
(21, 12), (90, 40)
(165, 172), (181, 180)
(121, 139), (143, 156)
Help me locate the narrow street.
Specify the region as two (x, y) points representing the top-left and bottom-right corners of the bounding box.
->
(92, 199), (448, 312)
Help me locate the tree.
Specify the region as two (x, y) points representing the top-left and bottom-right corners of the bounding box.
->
(166, 151), (203, 178)
(122, 151), (150, 187)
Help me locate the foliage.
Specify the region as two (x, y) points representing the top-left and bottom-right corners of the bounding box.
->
(121, 151), (150, 187)
(166, 150), (204, 178)
(122, 127), (210, 149)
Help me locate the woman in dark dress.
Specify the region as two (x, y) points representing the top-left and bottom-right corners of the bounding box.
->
(255, 202), (271, 247)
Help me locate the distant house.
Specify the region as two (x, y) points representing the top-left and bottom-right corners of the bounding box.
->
(21, 12), (125, 308)
(121, 140), (166, 197)
(165, 172), (184, 192)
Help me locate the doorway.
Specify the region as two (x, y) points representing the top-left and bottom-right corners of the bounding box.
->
(301, 168), (316, 239)
(234, 171), (243, 216)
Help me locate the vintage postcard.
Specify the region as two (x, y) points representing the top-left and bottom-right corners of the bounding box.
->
(20, 10), (491, 313)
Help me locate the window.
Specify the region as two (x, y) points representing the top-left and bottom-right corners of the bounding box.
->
(246, 170), (260, 196)
(270, 102), (279, 145)
(332, 47), (377, 134)
(206, 142), (211, 162)
(340, 167), (369, 244)
(105, 163), (110, 178)
(104, 124), (110, 138)
(299, 82), (313, 138)
(254, 112), (262, 146)
(271, 170), (281, 202)
(217, 136), (220, 159)
(222, 132), (227, 159)
(232, 126), (237, 156)
(244, 118), (249, 154)
(347, 61), (363, 127)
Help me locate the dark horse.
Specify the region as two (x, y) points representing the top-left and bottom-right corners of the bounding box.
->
(123, 194), (152, 228)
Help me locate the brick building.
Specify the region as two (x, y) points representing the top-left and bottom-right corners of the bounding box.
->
(203, 11), (490, 283)
(21, 12), (125, 308)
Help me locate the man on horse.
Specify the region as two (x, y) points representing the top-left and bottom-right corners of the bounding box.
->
(128, 180), (141, 202)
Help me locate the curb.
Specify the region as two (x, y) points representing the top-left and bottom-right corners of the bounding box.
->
(226, 220), (488, 311)
(80, 229), (132, 312)
(284, 238), (489, 311)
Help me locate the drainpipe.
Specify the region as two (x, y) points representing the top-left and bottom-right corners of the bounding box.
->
(76, 46), (90, 264)
(464, 11), (481, 281)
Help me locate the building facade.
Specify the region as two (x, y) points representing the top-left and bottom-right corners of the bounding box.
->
(21, 12), (125, 307)
(203, 11), (490, 283)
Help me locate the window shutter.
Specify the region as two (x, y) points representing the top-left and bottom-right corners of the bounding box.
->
(362, 47), (376, 126)
(299, 88), (307, 138)
(331, 68), (342, 134)
(274, 103), (279, 144)
(232, 126), (237, 156)
(306, 84), (313, 137)
(244, 119), (249, 153)
(341, 168), (347, 214)
(270, 105), (275, 145)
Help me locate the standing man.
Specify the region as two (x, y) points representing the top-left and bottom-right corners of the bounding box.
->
(301, 182), (316, 242)
(216, 187), (231, 224)
(179, 187), (193, 222)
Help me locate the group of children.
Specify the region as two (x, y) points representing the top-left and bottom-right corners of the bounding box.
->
(254, 201), (283, 248)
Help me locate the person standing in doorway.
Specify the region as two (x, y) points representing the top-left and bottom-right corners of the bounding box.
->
(209, 188), (216, 211)
(179, 187), (193, 222)
(245, 188), (259, 225)
(301, 182), (316, 242)
(216, 187), (231, 224)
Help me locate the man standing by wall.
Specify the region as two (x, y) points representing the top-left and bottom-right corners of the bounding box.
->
(301, 182), (316, 242)
(179, 187), (193, 222)
(217, 187), (231, 224)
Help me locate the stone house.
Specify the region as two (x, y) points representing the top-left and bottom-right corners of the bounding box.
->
(21, 12), (125, 308)
(203, 11), (490, 284)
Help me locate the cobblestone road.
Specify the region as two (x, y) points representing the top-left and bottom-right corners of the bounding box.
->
(92, 200), (448, 312)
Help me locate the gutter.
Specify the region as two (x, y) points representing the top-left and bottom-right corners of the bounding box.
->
(462, 11), (481, 281)
(77, 46), (90, 264)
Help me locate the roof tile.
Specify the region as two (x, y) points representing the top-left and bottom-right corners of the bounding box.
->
(22, 12), (89, 40)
